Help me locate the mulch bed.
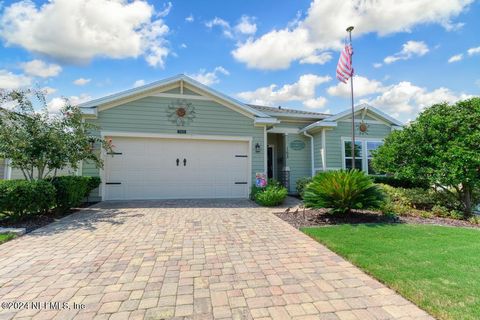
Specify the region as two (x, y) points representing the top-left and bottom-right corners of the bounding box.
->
(274, 207), (480, 229)
(0, 202), (98, 233)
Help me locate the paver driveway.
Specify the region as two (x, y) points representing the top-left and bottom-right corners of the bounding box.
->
(0, 199), (432, 320)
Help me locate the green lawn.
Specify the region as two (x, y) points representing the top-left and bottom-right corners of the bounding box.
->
(0, 233), (15, 245)
(302, 224), (480, 320)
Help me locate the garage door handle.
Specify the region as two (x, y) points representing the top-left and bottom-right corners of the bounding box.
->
(176, 158), (180, 166)
(183, 158), (187, 166)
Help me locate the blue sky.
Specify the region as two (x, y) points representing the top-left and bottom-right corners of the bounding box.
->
(0, 0), (479, 122)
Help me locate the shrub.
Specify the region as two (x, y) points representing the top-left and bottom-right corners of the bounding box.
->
(250, 185), (264, 201)
(52, 176), (101, 212)
(0, 180), (55, 221)
(370, 175), (429, 189)
(296, 177), (312, 199)
(254, 185), (288, 207)
(304, 170), (386, 214)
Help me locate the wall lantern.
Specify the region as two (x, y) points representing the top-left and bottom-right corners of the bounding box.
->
(255, 143), (261, 153)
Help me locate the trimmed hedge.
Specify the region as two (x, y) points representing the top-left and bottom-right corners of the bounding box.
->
(52, 176), (101, 212)
(370, 175), (429, 189)
(0, 180), (56, 221)
(0, 176), (101, 221)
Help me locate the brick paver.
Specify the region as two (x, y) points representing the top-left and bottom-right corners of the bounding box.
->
(0, 199), (433, 319)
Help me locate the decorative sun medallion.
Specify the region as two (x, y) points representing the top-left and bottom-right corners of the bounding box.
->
(358, 121), (369, 135)
(167, 99), (196, 126)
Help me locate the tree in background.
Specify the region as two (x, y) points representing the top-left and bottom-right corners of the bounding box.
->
(372, 98), (480, 215)
(0, 89), (111, 180)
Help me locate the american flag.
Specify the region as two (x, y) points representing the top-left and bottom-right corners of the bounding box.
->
(336, 43), (354, 83)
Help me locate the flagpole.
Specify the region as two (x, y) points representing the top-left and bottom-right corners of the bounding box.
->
(347, 26), (355, 170)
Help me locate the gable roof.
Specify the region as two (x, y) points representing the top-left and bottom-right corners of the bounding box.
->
(79, 74), (271, 119)
(300, 103), (403, 132)
(248, 104), (330, 119)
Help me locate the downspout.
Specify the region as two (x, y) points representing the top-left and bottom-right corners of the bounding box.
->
(303, 132), (315, 177)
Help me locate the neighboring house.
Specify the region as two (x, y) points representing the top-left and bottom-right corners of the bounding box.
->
(77, 74), (403, 201)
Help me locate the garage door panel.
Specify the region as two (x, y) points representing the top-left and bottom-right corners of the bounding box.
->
(104, 137), (250, 200)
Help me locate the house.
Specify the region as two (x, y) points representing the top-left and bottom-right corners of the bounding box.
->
(66, 74), (402, 201)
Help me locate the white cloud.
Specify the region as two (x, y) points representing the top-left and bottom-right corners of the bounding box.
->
(205, 17), (233, 38)
(20, 59), (62, 78)
(73, 78), (91, 86)
(232, 0), (472, 70)
(47, 94), (91, 113)
(383, 41), (429, 64)
(327, 76), (384, 98)
(234, 15), (257, 35)
(364, 81), (473, 122)
(133, 80), (146, 88)
(467, 46), (480, 56)
(185, 14), (194, 23)
(237, 74), (331, 109)
(373, 63), (383, 68)
(0, 0), (171, 68)
(41, 86), (57, 95)
(0, 70), (32, 89)
(180, 43), (187, 49)
(299, 52), (332, 65)
(448, 54), (463, 63)
(187, 67), (230, 86)
(206, 15), (257, 40)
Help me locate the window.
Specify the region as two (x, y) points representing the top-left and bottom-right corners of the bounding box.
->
(344, 140), (362, 170)
(366, 141), (383, 174)
(343, 139), (383, 173)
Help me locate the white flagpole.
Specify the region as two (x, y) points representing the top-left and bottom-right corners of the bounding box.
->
(347, 26), (355, 170)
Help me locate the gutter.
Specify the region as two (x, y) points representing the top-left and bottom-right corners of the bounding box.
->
(303, 132), (315, 177)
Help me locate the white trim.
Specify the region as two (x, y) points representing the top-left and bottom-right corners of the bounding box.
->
(341, 137), (383, 173)
(79, 74), (270, 118)
(101, 131), (252, 142)
(264, 126), (268, 174)
(300, 121), (337, 132)
(79, 107), (97, 116)
(325, 103), (403, 126)
(267, 144), (276, 180)
(76, 161), (83, 176)
(152, 92), (212, 101)
(321, 129), (326, 171)
(303, 132), (315, 177)
(326, 167), (342, 171)
(267, 127), (299, 134)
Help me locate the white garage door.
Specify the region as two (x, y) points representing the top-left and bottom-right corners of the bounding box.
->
(103, 137), (250, 200)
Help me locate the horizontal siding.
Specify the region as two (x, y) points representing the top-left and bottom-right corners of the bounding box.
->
(325, 122), (392, 169)
(286, 134), (311, 193)
(10, 166), (77, 180)
(312, 131), (323, 170)
(83, 96), (265, 197)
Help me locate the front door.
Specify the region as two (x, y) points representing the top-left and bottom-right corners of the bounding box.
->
(267, 145), (274, 179)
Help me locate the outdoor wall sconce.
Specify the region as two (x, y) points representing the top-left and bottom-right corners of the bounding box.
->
(255, 143), (261, 153)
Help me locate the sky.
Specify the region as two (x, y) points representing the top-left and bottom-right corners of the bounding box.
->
(0, 0), (479, 122)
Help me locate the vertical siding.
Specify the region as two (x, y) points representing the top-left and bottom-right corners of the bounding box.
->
(325, 121), (392, 169)
(286, 133), (311, 193)
(83, 96), (265, 199)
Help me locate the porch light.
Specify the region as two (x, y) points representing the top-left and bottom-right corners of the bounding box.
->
(255, 143), (261, 153)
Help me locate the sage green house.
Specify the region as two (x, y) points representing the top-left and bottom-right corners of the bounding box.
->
(74, 74), (402, 201)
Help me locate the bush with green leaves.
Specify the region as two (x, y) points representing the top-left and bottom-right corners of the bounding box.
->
(304, 170), (386, 214)
(296, 177), (313, 199)
(0, 180), (56, 221)
(369, 175), (429, 189)
(372, 97), (480, 215)
(379, 184), (466, 219)
(52, 176), (101, 212)
(254, 184), (288, 207)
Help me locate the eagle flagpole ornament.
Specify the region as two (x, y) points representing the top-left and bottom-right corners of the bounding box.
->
(336, 26), (356, 169)
(167, 99), (196, 126)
